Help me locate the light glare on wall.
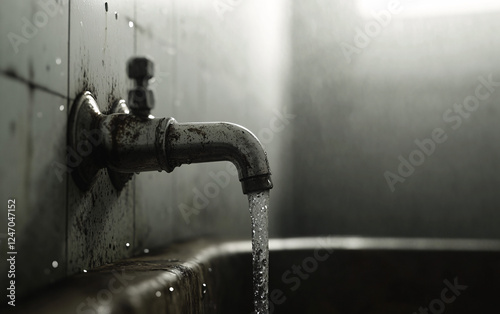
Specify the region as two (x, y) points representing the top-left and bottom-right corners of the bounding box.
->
(357, 0), (500, 18)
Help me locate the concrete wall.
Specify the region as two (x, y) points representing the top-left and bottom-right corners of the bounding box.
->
(0, 0), (289, 298)
(288, 1), (500, 238)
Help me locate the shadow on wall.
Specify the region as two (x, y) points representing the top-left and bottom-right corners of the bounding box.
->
(288, 0), (500, 238)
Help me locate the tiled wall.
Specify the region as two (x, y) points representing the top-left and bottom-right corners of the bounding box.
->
(0, 0), (290, 297)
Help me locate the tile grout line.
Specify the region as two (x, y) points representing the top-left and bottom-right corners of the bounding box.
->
(133, 0), (137, 254)
(0, 70), (72, 101)
(65, 0), (71, 277)
(171, 0), (178, 243)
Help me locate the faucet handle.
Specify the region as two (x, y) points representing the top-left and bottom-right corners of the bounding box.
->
(126, 57), (155, 118)
(127, 57), (154, 84)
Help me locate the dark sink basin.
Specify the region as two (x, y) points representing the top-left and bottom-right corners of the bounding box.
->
(13, 237), (500, 314)
(266, 238), (500, 314)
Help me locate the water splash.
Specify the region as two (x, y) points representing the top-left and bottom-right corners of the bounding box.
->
(248, 190), (270, 314)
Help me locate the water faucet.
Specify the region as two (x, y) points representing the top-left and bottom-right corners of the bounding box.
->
(68, 57), (273, 194)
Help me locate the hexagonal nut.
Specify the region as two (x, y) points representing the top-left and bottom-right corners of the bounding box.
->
(128, 87), (155, 111)
(127, 57), (154, 80)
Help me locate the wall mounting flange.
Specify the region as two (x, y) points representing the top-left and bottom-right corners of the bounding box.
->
(107, 99), (134, 190)
(68, 91), (103, 190)
(68, 92), (133, 191)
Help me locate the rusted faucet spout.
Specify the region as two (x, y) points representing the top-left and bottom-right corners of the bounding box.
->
(164, 120), (273, 194)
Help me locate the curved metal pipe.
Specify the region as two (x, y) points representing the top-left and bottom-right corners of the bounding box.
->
(69, 93), (272, 194)
(98, 116), (272, 194)
(164, 119), (273, 194)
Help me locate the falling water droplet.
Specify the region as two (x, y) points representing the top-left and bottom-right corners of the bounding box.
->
(144, 248), (149, 253)
(114, 12), (118, 20)
(55, 58), (62, 65)
(125, 242), (130, 248)
(52, 261), (59, 268)
(83, 269), (88, 273)
(37, 112), (43, 118)
(201, 283), (207, 299)
(169, 287), (174, 292)
(59, 105), (64, 111)
(155, 291), (162, 297)
(128, 21), (134, 28)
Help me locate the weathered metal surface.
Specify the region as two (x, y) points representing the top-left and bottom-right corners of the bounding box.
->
(127, 57), (155, 117)
(68, 92), (272, 194)
(165, 121), (273, 193)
